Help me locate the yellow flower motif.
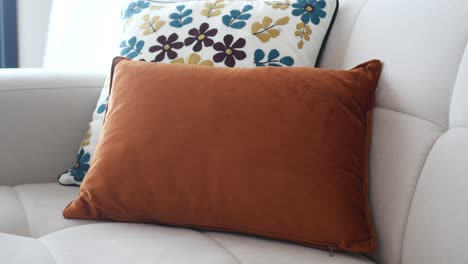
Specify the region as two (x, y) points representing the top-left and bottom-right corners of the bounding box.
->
(140, 15), (166, 35)
(171, 53), (214, 66)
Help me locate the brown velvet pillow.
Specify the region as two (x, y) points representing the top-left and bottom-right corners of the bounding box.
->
(64, 58), (382, 253)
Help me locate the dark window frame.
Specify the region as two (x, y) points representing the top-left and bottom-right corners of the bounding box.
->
(0, 0), (18, 68)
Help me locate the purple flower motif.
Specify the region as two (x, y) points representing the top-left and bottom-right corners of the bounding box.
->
(213, 35), (246, 67)
(149, 33), (184, 62)
(184, 23), (218, 52)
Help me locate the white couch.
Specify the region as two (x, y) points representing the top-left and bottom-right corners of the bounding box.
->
(1, 0), (467, 263)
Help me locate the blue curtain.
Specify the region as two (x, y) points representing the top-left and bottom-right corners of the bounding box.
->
(0, 0), (18, 68)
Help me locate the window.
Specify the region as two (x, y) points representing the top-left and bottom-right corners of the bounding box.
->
(0, 0), (18, 68)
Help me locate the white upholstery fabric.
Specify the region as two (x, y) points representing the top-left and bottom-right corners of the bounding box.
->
(40, 224), (242, 264)
(14, 184), (99, 238)
(0, 184), (373, 264)
(0, 234), (55, 264)
(0, 184), (95, 238)
(402, 129), (468, 263)
(366, 108), (444, 263)
(322, 7), (467, 262)
(0, 187), (29, 236)
(0, 69), (105, 186)
(318, 0), (367, 69)
(450, 43), (468, 128)
(38, 223), (372, 264)
(203, 232), (373, 264)
(342, 0), (468, 128)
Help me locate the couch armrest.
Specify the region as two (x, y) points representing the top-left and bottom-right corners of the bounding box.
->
(0, 69), (105, 186)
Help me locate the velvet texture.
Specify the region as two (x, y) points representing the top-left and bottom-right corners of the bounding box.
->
(64, 58), (382, 253)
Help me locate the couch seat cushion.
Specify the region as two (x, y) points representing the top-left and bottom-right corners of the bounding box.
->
(0, 183), (374, 263)
(0, 233), (55, 264)
(40, 223), (374, 264)
(0, 183), (97, 238)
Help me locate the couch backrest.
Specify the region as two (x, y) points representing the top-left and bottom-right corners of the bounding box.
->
(318, 0), (468, 263)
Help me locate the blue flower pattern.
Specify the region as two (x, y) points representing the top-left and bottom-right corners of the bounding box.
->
(124, 1), (150, 19)
(69, 149), (91, 182)
(292, 0), (326, 25)
(97, 96), (109, 114)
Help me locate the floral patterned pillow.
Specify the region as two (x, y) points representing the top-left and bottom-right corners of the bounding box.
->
(58, 0), (339, 185)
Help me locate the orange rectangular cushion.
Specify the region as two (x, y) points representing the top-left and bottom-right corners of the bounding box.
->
(64, 58), (382, 253)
